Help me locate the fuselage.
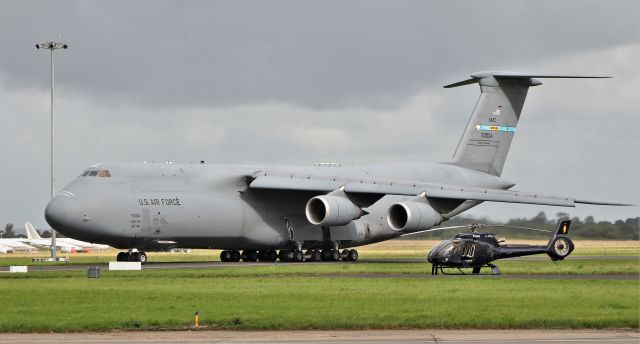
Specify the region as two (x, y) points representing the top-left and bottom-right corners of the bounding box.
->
(45, 161), (513, 251)
(21, 238), (85, 253)
(0, 239), (37, 252)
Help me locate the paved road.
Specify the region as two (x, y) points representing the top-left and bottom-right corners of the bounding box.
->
(0, 330), (637, 344)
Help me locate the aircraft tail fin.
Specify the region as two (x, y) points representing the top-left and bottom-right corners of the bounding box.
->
(25, 221), (42, 240)
(447, 72), (610, 176)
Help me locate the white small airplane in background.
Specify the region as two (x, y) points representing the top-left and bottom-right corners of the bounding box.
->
(25, 222), (109, 252)
(0, 244), (16, 253)
(0, 238), (37, 252)
(23, 222), (84, 252)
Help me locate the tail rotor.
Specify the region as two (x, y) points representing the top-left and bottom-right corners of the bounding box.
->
(546, 220), (574, 260)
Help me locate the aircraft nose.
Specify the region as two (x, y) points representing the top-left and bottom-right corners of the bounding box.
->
(44, 195), (78, 233)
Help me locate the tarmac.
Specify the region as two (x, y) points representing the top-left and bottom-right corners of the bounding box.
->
(0, 330), (638, 344)
(1, 257), (637, 280)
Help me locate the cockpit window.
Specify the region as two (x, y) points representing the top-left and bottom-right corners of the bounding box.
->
(81, 169), (111, 177)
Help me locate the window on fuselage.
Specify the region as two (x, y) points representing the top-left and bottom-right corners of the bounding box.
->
(81, 169), (111, 177)
(97, 170), (111, 177)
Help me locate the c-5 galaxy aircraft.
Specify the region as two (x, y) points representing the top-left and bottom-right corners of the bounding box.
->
(45, 71), (628, 264)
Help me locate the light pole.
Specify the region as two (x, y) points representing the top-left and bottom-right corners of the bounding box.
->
(35, 38), (67, 259)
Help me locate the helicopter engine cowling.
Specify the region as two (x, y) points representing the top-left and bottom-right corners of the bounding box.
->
(387, 201), (442, 232)
(305, 195), (362, 226)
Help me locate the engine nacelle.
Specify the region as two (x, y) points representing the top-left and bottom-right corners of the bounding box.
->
(305, 195), (362, 226)
(387, 201), (442, 232)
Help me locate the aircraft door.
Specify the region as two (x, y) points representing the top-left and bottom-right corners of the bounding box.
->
(139, 208), (165, 237)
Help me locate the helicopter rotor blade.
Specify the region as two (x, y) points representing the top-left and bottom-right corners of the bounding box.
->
(399, 223), (552, 237)
(400, 225), (471, 237)
(488, 225), (552, 233)
(426, 225), (473, 231)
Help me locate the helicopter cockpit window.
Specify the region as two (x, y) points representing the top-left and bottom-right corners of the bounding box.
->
(442, 243), (454, 256)
(88, 171), (99, 176)
(431, 240), (454, 257)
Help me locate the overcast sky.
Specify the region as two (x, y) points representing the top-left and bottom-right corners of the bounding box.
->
(0, 0), (638, 231)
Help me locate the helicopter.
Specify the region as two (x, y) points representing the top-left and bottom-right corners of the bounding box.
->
(419, 220), (574, 275)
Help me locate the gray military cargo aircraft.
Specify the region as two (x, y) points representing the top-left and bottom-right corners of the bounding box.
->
(44, 71), (629, 264)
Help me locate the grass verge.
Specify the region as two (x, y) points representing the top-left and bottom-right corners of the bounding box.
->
(0, 266), (638, 332)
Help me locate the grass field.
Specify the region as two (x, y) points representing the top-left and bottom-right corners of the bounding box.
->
(0, 240), (637, 332)
(0, 269), (637, 332)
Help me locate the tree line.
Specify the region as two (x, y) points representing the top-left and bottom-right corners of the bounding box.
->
(1, 223), (52, 239)
(401, 212), (638, 240)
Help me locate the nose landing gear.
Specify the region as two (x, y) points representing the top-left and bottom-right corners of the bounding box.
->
(116, 250), (147, 264)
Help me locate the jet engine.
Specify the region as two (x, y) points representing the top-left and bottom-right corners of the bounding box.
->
(387, 193), (442, 232)
(305, 188), (362, 226)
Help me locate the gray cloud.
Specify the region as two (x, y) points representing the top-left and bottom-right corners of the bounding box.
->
(0, 1), (638, 229)
(1, 1), (638, 109)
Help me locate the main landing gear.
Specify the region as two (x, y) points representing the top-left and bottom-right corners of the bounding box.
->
(218, 249), (359, 263)
(116, 250), (148, 264)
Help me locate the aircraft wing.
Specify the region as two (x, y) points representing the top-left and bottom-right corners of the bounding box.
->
(248, 175), (630, 207)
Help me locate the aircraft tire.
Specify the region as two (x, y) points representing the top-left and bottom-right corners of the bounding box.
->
(348, 249), (359, 262)
(130, 252), (140, 262)
(267, 250), (278, 262)
(341, 249), (350, 261)
(117, 252), (127, 261)
(257, 250), (268, 262)
(220, 250), (231, 262)
(330, 249), (340, 261)
(293, 250), (304, 262)
(230, 250), (241, 262)
(242, 250), (258, 262)
(138, 252), (148, 264)
(278, 250), (290, 262)
(308, 250), (322, 262)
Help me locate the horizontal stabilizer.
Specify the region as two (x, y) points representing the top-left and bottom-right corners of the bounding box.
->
(489, 72), (611, 79)
(443, 78), (478, 88)
(444, 71), (611, 88)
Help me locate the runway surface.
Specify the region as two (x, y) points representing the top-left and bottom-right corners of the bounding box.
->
(1, 258), (637, 280)
(0, 330), (638, 344)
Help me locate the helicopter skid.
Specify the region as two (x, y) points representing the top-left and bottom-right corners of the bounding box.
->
(431, 263), (501, 276)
